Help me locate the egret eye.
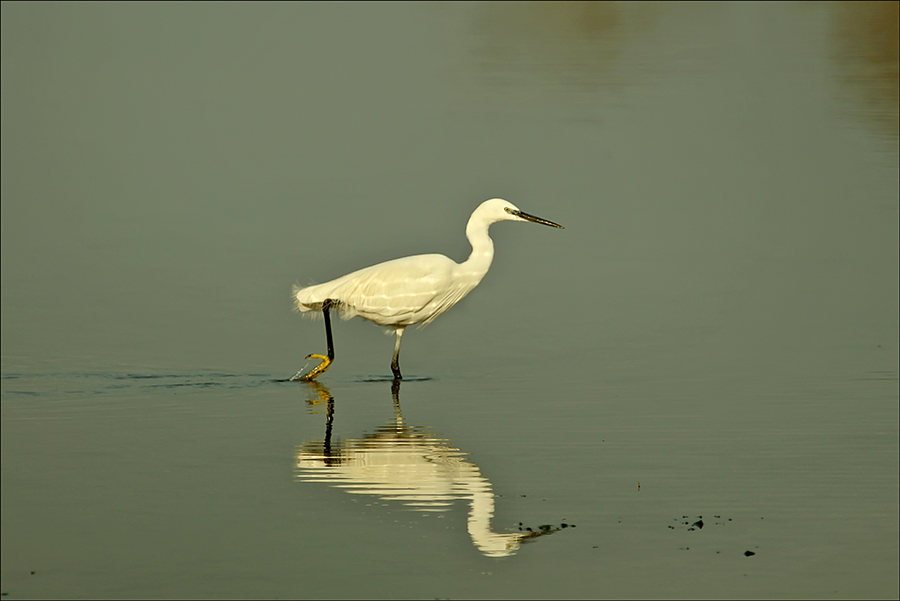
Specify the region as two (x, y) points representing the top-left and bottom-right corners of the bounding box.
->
(504, 207), (511, 213)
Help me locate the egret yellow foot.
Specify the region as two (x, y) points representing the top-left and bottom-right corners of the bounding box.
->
(296, 353), (332, 381)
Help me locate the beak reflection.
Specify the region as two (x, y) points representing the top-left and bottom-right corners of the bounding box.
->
(295, 380), (566, 558)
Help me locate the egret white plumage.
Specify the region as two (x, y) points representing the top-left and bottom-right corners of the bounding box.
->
(291, 198), (563, 381)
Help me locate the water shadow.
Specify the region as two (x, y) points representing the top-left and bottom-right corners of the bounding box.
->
(294, 379), (563, 558)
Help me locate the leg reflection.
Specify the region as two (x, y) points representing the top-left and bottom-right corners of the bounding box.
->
(294, 380), (565, 557)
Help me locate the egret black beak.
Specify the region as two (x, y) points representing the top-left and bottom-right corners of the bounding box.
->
(514, 210), (564, 229)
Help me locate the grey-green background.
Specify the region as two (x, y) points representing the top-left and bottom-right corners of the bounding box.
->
(2, 2), (898, 599)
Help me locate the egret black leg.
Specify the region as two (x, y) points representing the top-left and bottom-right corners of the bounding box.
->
(322, 299), (335, 362)
(391, 327), (404, 380)
(295, 299), (336, 381)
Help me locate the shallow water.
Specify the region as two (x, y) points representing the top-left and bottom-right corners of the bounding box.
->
(2, 2), (898, 599)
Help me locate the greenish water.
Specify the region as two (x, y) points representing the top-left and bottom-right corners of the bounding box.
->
(2, 2), (897, 599)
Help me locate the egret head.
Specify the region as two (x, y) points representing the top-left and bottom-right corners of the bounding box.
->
(477, 198), (564, 229)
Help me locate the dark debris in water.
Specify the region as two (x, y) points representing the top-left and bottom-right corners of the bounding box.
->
(517, 521), (575, 539)
(671, 514), (736, 531)
(669, 515), (762, 557)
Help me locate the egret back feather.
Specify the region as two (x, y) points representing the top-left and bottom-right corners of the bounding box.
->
(293, 253), (482, 328)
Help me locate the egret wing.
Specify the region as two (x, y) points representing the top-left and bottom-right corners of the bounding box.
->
(294, 254), (463, 327)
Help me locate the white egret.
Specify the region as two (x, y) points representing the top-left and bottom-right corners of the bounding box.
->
(291, 198), (563, 380)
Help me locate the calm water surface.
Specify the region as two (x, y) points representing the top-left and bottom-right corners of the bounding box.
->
(2, 2), (898, 599)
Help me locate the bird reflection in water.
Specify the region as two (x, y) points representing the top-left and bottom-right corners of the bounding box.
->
(295, 380), (560, 558)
